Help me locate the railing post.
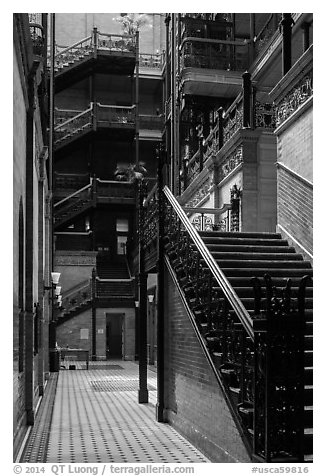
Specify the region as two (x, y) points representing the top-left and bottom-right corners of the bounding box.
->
(242, 71), (252, 128)
(280, 14), (294, 76)
(93, 27), (98, 58)
(218, 107), (224, 150)
(230, 184), (241, 231)
(91, 268), (97, 361)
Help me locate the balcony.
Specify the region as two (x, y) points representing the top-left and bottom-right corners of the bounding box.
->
(139, 114), (164, 140)
(54, 103), (136, 150)
(139, 53), (164, 78)
(52, 29), (137, 92)
(179, 37), (249, 97)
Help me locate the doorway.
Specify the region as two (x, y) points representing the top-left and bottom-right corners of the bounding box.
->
(106, 313), (124, 359)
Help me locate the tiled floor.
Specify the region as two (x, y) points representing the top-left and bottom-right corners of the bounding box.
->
(43, 360), (209, 463)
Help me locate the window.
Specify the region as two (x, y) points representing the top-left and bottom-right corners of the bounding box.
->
(117, 236), (128, 255)
(116, 218), (129, 232)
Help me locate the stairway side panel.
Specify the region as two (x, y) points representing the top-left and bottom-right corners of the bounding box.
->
(163, 267), (250, 463)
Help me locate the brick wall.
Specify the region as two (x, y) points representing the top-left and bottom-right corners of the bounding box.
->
(277, 107), (313, 183)
(163, 268), (250, 462)
(57, 309), (92, 351)
(277, 166), (313, 255)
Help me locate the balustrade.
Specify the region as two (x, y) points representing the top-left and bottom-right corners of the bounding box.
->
(139, 53), (163, 69)
(53, 30), (136, 71)
(142, 181), (309, 461)
(180, 38), (249, 72)
(274, 71), (313, 127)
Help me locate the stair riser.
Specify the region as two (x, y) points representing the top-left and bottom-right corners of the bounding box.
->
(199, 231), (283, 239)
(220, 268), (313, 277)
(210, 253), (303, 261)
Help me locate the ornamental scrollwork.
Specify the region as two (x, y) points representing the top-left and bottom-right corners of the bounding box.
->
(275, 71), (313, 127)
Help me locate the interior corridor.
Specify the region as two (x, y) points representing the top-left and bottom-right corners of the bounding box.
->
(19, 361), (209, 463)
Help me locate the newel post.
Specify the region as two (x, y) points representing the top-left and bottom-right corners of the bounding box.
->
(230, 184), (241, 231)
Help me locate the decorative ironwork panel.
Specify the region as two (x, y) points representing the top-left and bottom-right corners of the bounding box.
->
(252, 275), (310, 462)
(223, 103), (243, 143)
(255, 102), (276, 129)
(275, 71), (313, 127)
(216, 146), (243, 185)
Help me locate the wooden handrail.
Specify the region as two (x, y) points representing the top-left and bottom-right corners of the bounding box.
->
(163, 185), (253, 339)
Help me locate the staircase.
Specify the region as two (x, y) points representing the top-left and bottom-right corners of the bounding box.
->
(151, 185), (313, 463)
(53, 182), (94, 229)
(198, 230), (313, 461)
(96, 257), (134, 299)
(58, 280), (93, 325)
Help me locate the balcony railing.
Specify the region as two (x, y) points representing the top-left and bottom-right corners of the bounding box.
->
(182, 73), (277, 191)
(180, 37), (249, 72)
(28, 13), (46, 56)
(54, 103), (136, 147)
(139, 53), (163, 69)
(139, 114), (164, 131)
(53, 29), (136, 71)
(96, 103), (136, 125)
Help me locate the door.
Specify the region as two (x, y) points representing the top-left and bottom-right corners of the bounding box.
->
(106, 313), (123, 359)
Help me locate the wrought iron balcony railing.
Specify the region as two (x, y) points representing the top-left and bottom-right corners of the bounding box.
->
(180, 37), (249, 72)
(28, 13), (46, 57)
(139, 53), (163, 69)
(54, 103), (136, 147)
(53, 29), (136, 71)
(182, 75), (277, 191)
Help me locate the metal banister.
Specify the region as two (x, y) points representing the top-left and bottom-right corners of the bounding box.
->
(163, 185), (253, 339)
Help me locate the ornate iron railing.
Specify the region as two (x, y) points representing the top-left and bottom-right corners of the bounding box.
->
(28, 13), (46, 56)
(142, 183), (310, 461)
(54, 35), (93, 70)
(274, 71), (313, 127)
(53, 30), (136, 71)
(54, 106), (93, 145)
(54, 103), (136, 146)
(223, 95), (243, 143)
(254, 102), (276, 129)
(97, 32), (136, 53)
(139, 114), (164, 131)
(96, 179), (135, 199)
(96, 103), (136, 125)
(60, 280), (92, 316)
(139, 53), (163, 69)
(180, 38), (249, 71)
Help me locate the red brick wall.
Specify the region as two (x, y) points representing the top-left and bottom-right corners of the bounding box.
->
(277, 166), (313, 255)
(163, 267), (250, 462)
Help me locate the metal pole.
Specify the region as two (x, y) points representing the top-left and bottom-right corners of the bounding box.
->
(156, 144), (165, 421)
(138, 182), (148, 403)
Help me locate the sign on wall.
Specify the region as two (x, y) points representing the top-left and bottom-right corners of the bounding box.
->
(80, 329), (89, 339)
